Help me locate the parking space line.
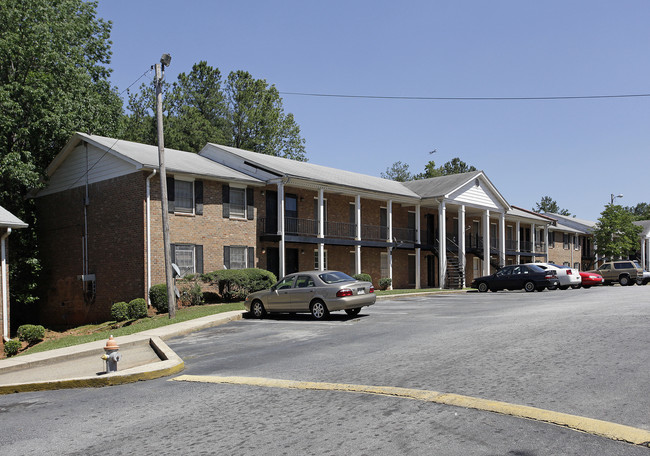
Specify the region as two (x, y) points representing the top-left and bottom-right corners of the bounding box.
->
(171, 374), (650, 447)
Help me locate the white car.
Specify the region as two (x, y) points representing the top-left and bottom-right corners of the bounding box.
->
(525, 263), (581, 290)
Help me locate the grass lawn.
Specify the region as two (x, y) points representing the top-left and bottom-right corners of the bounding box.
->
(13, 302), (245, 358)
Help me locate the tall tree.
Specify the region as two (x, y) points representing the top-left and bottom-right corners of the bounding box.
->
(624, 202), (650, 221)
(534, 196), (571, 216)
(123, 65), (307, 160)
(0, 0), (123, 315)
(381, 161), (413, 181)
(593, 204), (642, 260)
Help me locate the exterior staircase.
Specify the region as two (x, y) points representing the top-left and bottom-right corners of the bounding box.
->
(445, 253), (464, 289)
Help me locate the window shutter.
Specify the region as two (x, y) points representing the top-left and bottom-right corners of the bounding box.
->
(222, 185), (230, 218)
(247, 188), (254, 220)
(195, 245), (203, 274)
(170, 243), (176, 264)
(247, 247), (255, 268)
(195, 181), (203, 215)
(167, 177), (175, 213)
(223, 246), (230, 269)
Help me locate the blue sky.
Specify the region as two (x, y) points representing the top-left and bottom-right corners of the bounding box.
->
(97, 1), (650, 221)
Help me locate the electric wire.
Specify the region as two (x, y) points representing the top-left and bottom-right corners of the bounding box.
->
(279, 91), (650, 101)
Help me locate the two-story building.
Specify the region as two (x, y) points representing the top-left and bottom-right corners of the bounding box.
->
(33, 133), (552, 325)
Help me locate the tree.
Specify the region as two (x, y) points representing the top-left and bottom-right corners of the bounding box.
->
(624, 202), (650, 221)
(381, 161), (413, 181)
(533, 196), (571, 216)
(123, 65), (307, 160)
(0, 0), (123, 316)
(593, 204), (642, 260)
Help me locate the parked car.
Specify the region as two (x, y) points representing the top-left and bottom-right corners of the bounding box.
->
(593, 261), (644, 286)
(578, 271), (604, 288)
(637, 270), (650, 285)
(244, 270), (376, 320)
(472, 264), (560, 293)
(524, 263), (581, 290)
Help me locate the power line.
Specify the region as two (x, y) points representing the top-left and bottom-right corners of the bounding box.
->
(119, 68), (153, 96)
(278, 91), (650, 101)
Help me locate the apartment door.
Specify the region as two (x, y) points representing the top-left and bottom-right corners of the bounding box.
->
(427, 255), (436, 287)
(286, 248), (299, 275)
(265, 191), (278, 233)
(267, 247), (279, 279)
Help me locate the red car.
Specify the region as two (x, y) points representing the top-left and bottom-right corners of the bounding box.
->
(579, 271), (604, 288)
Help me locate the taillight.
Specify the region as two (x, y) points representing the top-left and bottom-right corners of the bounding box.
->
(566, 270), (572, 275)
(336, 289), (353, 297)
(369, 286), (375, 293)
(545, 274), (554, 279)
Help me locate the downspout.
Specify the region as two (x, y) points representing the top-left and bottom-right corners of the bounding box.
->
(2, 228), (11, 341)
(146, 169), (157, 306)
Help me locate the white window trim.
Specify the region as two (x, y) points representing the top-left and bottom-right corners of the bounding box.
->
(229, 185), (247, 220)
(314, 249), (328, 270)
(174, 178), (195, 215)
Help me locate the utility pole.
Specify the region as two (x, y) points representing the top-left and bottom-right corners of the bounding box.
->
(155, 53), (176, 318)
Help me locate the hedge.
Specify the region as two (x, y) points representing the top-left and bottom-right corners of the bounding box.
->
(149, 284), (168, 313)
(4, 339), (21, 357)
(128, 298), (148, 319)
(17, 324), (45, 344)
(379, 277), (392, 290)
(203, 268), (276, 302)
(111, 302), (130, 322)
(353, 273), (372, 283)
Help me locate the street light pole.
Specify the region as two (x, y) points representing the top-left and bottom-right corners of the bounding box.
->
(610, 193), (623, 205)
(155, 54), (176, 319)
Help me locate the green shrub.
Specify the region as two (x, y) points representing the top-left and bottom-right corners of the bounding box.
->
(17, 324), (45, 344)
(205, 268), (277, 302)
(128, 298), (148, 319)
(353, 273), (372, 283)
(149, 284), (168, 313)
(179, 281), (203, 306)
(379, 277), (392, 290)
(110, 301), (129, 322)
(4, 339), (21, 357)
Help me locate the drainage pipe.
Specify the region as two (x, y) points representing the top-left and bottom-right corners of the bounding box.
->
(1, 228), (11, 341)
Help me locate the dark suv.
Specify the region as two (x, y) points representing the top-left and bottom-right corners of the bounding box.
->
(594, 261), (643, 286)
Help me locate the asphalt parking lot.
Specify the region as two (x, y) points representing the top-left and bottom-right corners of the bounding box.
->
(1, 285), (649, 455)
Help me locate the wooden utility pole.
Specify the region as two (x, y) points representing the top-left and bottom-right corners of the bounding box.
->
(155, 56), (176, 318)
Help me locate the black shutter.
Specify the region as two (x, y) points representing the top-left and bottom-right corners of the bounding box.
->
(195, 245), (203, 274)
(223, 246), (230, 269)
(247, 247), (255, 269)
(170, 243), (176, 264)
(222, 185), (230, 218)
(167, 177), (175, 213)
(195, 181), (203, 215)
(247, 187), (254, 220)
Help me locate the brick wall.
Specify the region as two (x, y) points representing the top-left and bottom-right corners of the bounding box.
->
(547, 231), (582, 268)
(37, 172), (146, 326)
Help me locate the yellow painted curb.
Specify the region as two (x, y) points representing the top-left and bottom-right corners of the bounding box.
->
(0, 361), (184, 395)
(171, 375), (650, 447)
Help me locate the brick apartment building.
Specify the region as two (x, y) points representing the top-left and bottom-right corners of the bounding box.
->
(0, 205), (28, 341)
(34, 133), (554, 326)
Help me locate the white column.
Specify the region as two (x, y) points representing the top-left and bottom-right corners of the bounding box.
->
(499, 212), (506, 268)
(646, 238), (650, 271)
(415, 204), (421, 289)
(483, 210), (490, 276)
(516, 220), (521, 264)
(544, 225), (549, 261)
(317, 188), (325, 271)
(277, 181), (286, 278)
(387, 200), (393, 287)
(438, 201), (447, 288)
(355, 195), (361, 275)
(458, 205), (466, 288)
(531, 223), (536, 262)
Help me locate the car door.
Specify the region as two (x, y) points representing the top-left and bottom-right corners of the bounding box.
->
(597, 263), (613, 282)
(266, 276), (295, 311)
(290, 275), (317, 311)
(493, 266), (514, 290)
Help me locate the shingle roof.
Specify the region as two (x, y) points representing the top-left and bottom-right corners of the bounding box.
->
(202, 143), (421, 198)
(401, 171), (484, 198)
(71, 134), (263, 184)
(507, 207), (552, 223)
(545, 212), (596, 233)
(0, 205), (28, 228)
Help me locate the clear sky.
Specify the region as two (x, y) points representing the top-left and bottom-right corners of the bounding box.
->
(96, 0), (650, 221)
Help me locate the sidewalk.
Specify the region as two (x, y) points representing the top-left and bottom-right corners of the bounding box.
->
(0, 310), (244, 394)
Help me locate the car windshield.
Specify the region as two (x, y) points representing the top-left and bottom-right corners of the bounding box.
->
(319, 271), (355, 284)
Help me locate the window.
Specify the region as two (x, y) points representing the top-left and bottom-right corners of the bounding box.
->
(563, 233), (570, 249)
(314, 249), (328, 270)
(223, 246), (255, 269)
(175, 180), (194, 213)
(574, 262), (580, 270)
(574, 236), (580, 250)
(230, 188), (246, 218)
(168, 177), (202, 215)
(381, 252), (389, 278)
(548, 231), (555, 248)
(563, 262), (570, 267)
(171, 244), (203, 276)
(295, 275), (315, 288)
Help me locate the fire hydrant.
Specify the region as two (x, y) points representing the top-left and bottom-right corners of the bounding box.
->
(101, 335), (121, 373)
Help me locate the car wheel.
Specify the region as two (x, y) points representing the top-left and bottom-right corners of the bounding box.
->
(345, 307), (361, 316)
(571, 285), (580, 289)
(583, 285), (591, 289)
(524, 281), (535, 292)
(477, 282), (488, 293)
(251, 300), (266, 319)
(619, 275), (630, 286)
(558, 285), (569, 290)
(547, 284), (558, 290)
(310, 300), (329, 320)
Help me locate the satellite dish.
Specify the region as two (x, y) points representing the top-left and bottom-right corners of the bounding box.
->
(174, 285), (180, 299)
(172, 263), (181, 278)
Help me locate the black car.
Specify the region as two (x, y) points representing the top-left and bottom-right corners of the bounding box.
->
(471, 264), (560, 293)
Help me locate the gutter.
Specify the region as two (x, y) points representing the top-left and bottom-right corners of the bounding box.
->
(1, 228), (11, 342)
(146, 170), (157, 306)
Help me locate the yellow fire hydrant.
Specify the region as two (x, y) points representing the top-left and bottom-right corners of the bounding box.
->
(101, 335), (121, 373)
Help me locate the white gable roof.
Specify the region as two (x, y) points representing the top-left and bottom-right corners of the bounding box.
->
(0, 205), (28, 228)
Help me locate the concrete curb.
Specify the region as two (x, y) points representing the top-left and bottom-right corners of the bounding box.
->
(0, 310), (245, 394)
(375, 289), (470, 299)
